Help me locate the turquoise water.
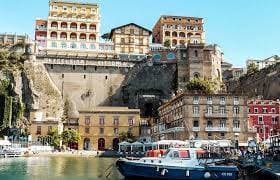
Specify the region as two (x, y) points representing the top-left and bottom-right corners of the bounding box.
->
(0, 156), (124, 180)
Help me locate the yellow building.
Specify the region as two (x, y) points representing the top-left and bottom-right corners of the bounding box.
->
(78, 106), (140, 151)
(29, 111), (63, 143)
(109, 23), (152, 54)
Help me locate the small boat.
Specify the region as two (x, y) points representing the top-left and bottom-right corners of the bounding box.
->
(116, 147), (238, 179)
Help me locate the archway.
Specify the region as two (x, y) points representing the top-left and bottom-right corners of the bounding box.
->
(84, 138), (90, 150)
(112, 138), (119, 151)
(98, 138), (105, 151)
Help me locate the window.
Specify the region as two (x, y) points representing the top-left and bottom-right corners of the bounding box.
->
(139, 38), (143, 45)
(193, 120), (199, 127)
(114, 128), (118, 134)
(99, 128), (104, 134)
(271, 108), (276, 113)
(128, 117), (134, 126)
(51, 42), (57, 48)
(90, 44), (95, 49)
(36, 126), (41, 135)
(233, 120), (240, 128)
(72, 65), (75, 70)
(258, 116), (263, 124)
(220, 97), (225, 104)
(221, 133), (225, 137)
(233, 96), (239, 105)
(121, 28), (125, 34)
(263, 108), (267, 113)
(80, 43), (87, 49)
(233, 106), (239, 114)
(207, 120), (213, 127)
(207, 96), (212, 104)
(48, 126), (52, 132)
(99, 117), (105, 125)
(61, 42), (67, 48)
(130, 29), (134, 35)
(62, 74), (64, 78)
(220, 120), (226, 127)
(220, 106), (226, 114)
(193, 96), (199, 104)
(85, 116), (91, 125)
(208, 133), (212, 137)
(84, 75), (86, 79)
(63, 6), (67, 11)
(85, 127), (90, 134)
(193, 106), (199, 114)
(72, 6), (77, 11)
(51, 64), (54, 69)
(248, 108), (251, 113)
(84, 65), (87, 71)
(70, 43), (77, 49)
(129, 47), (134, 53)
(194, 50), (198, 57)
(254, 108), (258, 113)
(129, 37), (134, 43)
(113, 117), (119, 126)
(121, 38), (125, 43)
(207, 106), (213, 114)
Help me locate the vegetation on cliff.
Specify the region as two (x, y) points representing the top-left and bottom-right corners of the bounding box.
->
(186, 78), (219, 94)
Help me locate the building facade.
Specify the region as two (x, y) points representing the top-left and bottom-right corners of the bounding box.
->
(78, 107), (140, 151)
(177, 44), (223, 90)
(153, 93), (253, 145)
(152, 15), (205, 47)
(109, 23), (152, 54)
(0, 33), (30, 46)
(248, 99), (280, 141)
(246, 55), (280, 71)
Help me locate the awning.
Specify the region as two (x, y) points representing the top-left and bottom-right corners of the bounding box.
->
(0, 140), (11, 146)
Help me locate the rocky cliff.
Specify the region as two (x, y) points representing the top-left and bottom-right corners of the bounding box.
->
(226, 63), (280, 99)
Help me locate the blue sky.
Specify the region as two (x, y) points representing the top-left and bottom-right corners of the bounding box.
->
(0, 0), (279, 67)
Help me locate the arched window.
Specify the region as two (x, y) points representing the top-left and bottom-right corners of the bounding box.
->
(80, 33), (86, 40)
(80, 23), (87, 30)
(195, 33), (201, 36)
(89, 34), (96, 41)
(179, 32), (185, 37)
(165, 31), (170, 37)
(70, 33), (77, 40)
(51, 21), (58, 28)
(89, 24), (96, 30)
(172, 31), (177, 37)
(70, 22), (77, 29)
(61, 22), (67, 29)
(187, 32), (193, 38)
(179, 40), (185, 45)
(193, 72), (200, 78)
(60, 32), (67, 40)
(50, 32), (57, 39)
(172, 39), (177, 46)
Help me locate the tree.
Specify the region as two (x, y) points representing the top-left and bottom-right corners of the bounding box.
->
(247, 63), (258, 75)
(164, 39), (171, 48)
(61, 129), (81, 147)
(186, 78), (218, 94)
(119, 131), (136, 143)
(47, 128), (61, 149)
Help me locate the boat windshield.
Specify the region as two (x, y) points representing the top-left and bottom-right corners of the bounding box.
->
(162, 149), (171, 157)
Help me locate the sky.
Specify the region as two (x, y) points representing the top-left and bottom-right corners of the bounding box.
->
(0, 0), (279, 67)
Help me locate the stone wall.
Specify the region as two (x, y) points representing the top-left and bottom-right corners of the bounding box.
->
(227, 63), (280, 100)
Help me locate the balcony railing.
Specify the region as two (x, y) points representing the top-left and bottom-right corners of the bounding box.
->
(205, 127), (229, 132)
(192, 113), (200, 118)
(248, 127), (257, 133)
(204, 113), (228, 118)
(192, 127), (200, 131)
(233, 127), (241, 132)
(160, 127), (185, 134)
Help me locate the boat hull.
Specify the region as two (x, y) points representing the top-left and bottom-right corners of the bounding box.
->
(116, 159), (238, 180)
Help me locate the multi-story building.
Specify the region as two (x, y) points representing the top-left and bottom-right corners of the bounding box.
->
(78, 106), (140, 151)
(153, 93), (253, 145)
(246, 55), (280, 71)
(248, 99), (280, 141)
(0, 33), (30, 46)
(152, 15), (205, 47)
(35, 0), (115, 55)
(29, 111), (63, 143)
(177, 44), (223, 90)
(108, 23), (152, 54)
(223, 67), (245, 81)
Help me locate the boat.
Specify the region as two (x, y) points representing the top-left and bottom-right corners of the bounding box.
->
(116, 147), (238, 179)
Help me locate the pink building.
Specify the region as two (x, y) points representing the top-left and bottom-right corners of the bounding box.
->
(248, 99), (280, 141)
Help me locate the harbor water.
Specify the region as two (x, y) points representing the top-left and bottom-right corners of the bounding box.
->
(0, 156), (123, 180)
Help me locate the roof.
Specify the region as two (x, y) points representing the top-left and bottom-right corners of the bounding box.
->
(160, 15), (203, 20)
(49, 0), (98, 7)
(109, 23), (152, 39)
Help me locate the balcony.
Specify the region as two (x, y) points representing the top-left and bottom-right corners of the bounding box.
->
(204, 113), (228, 118)
(160, 127), (185, 134)
(205, 127), (229, 132)
(192, 113), (200, 118)
(248, 127), (257, 133)
(233, 127), (241, 132)
(192, 127), (200, 131)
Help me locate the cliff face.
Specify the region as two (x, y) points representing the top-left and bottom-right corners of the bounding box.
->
(227, 63), (280, 100)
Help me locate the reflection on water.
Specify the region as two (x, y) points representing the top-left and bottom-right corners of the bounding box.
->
(0, 157), (123, 180)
